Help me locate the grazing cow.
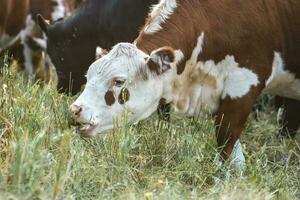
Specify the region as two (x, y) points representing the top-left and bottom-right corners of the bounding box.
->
(70, 0), (300, 168)
(37, 0), (159, 94)
(0, 0), (82, 77)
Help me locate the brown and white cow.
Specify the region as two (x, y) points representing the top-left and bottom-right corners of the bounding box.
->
(70, 0), (300, 169)
(0, 0), (82, 76)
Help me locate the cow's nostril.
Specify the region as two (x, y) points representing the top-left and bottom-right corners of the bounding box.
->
(70, 104), (82, 116)
(75, 107), (82, 116)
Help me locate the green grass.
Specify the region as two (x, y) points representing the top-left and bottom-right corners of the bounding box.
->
(0, 63), (299, 200)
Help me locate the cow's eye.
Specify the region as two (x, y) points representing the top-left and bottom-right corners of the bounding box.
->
(114, 79), (125, 87)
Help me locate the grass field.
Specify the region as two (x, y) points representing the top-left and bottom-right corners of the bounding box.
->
(0, 60), (299, 200)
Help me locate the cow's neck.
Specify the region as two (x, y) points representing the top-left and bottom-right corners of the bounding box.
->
(135, 0), (217, 113)
(135, 30), (194, 76)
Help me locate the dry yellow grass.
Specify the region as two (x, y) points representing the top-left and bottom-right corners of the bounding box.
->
(0, 60), (299, 199)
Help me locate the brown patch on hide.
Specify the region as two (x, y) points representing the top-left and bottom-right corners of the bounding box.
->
(180, 59), (217, 90)
(118, 88), (130, 104)
(105, 90), (115, 106)
(136, 66), (149, 81)
(147, 59), (161, 75)
(176, 98), (187, 112)
(192, 68), (217, 89)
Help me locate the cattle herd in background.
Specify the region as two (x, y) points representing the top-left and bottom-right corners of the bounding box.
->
(0, 0), (299, 168)
(0, 0), (84, 80)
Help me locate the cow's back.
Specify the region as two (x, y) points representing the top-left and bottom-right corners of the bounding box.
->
(184, 0), (300, 80)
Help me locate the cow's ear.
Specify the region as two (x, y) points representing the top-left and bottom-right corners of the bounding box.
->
(37, 14), (49, 34)
(147, 47), (176, 75)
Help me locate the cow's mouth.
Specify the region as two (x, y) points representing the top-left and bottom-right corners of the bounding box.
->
(77, 122), (97, 137)
(74, 121), (115, 137)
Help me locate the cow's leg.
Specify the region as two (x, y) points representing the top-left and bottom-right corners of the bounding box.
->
(275, 96), (300, 138)
(157, 98), (171, 121)
(23, 42), (34, 75)
(231, 139), (245, 165)
(215, 86), (263, 169)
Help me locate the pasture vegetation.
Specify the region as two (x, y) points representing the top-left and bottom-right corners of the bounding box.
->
(0, 57), (299, 200)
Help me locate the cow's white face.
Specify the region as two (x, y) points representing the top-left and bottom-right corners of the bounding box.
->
(70, 43), (183, 136)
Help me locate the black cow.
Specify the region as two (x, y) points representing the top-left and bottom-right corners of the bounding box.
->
(37, 0), (158, 94)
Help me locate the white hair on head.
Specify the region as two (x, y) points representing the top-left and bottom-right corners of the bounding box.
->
(109, 43), (141, 58)
(86, 43), (149, 82)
